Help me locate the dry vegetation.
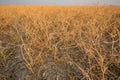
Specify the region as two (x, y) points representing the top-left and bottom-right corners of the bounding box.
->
(0, 6), (120, 80)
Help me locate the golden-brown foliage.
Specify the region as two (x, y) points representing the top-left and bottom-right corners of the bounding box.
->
(0, 6), (120, 80)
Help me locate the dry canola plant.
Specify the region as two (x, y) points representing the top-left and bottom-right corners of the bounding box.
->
(0, 6), (120, 80)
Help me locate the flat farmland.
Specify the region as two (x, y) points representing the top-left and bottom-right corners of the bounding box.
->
(0, 6), (120, 80)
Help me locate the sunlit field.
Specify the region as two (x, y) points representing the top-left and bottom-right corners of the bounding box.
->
(0, 6), (120, 80)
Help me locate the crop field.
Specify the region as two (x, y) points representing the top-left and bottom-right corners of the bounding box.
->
(0, 6), (120, 80)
